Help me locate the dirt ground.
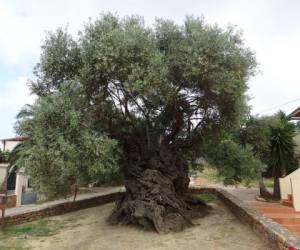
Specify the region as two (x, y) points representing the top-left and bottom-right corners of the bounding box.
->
(0, 200), (270, 250)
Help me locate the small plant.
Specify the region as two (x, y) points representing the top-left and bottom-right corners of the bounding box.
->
(197, 193), (217, 203)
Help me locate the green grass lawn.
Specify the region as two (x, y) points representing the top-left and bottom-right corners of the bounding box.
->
(197, 193), (218, 203)
(0, 220), (53, 240)
(197, 167), (274, 189)
(0, 218), (68, 249)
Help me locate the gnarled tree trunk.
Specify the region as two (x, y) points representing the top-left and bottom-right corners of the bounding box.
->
(108, 139), (209, 233)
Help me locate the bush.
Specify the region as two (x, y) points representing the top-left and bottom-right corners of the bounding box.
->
(209, 139), (264, 185)
(0, 149), (10, 163)
(14, 82), (122, 199)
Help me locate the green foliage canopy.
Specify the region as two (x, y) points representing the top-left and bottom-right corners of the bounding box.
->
(211, 139), (264, 185)
(15, 82), (121, 199)
(16, 14), (258, 197)
(30, 14), (256, 160)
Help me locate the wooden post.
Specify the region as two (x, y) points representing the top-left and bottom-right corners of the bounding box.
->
(0, 169), (8, 229)
(73, 184), (78, 202)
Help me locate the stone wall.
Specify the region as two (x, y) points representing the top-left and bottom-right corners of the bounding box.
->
(190, 187), (300, 250)
(6, 195), (16, 208)
(1, 192), (123, 226)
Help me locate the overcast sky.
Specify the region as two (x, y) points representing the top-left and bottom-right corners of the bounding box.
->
(1, 0), (300, 138)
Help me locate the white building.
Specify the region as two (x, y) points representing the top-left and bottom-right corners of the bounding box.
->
(0, 137), (28, 151)
(0, 137), (34, 207)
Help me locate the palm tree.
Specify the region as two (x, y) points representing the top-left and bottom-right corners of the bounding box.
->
(269, 112), (296, 199)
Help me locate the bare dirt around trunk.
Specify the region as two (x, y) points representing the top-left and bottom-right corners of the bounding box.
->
(0, 199), (270, 250)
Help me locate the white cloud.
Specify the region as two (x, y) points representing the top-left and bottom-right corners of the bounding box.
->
(0, 2), (40, 65)
(0, 77), (34, 107)
(0, 77), (36, 138)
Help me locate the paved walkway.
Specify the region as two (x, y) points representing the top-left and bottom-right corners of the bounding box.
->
(193, 179), (300, 239)
(5, 186), (124, 217)
(192, 176), (300, 238)
(249, 199), (300, 238)
(221, 187), (300, 237)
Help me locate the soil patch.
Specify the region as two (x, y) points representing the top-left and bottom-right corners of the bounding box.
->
(0, 198), (270, 250)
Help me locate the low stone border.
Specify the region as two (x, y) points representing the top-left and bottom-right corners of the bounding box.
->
(0, 191), (123, 227)
(190, 186), (300, 250)
(6, 194), (16, 208)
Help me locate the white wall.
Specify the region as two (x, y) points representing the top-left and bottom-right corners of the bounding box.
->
(280, 168), (300, 212)
(291, 179), (300, 212)
(1, 140), (21, 151)
(0, 163), (8, 184)
(15, 171), (29, 206)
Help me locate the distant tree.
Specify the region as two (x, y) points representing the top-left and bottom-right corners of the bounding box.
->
(19, 14), (256, 232)
(238, 111), (297, 199)
(269, 112), (297, 199)
(0, 149), (10, 163)
(15, 82), (121, 199)
(239, 115), (276, 165)
(209, 138), (264, 185)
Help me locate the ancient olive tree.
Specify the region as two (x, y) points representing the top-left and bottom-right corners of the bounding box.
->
(25, 14), (256, 232)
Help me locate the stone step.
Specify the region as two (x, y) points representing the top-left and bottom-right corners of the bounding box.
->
(282, 224), (300, 232)
(266, 213), (300, 219)
(281, 199), (293, 208)
(273, 218), (300, 224)
(255, 206), (294, 213)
